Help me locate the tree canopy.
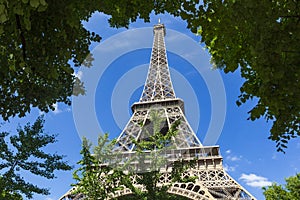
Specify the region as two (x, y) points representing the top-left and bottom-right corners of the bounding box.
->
(71, 134), (124, 199)
(72, 112), (195, 199)
(0, 116), (72, 199)
(1, 0), (299, 150)
(193, 0), (300, 152)
(0, 0), (100, 120)
(263, 173), (300, 200)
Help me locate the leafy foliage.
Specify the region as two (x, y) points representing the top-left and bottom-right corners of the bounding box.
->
(72, 111), (196, 199)
(125, 110), (196, 199)
(0, 116), (72, 199)
(0, 0), (101, 120)
(0, 189), (22, 200)
(0, 0), (184, 121)
(1, 0), (298, 150)
(263, 173), (300, 200)
(72, 134), (126, 199)
(191, 0), (300, 151)
(117, 194), (190, 200)
(101, 0), (300, 150)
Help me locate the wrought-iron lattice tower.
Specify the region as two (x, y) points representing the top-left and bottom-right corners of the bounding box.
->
(60, 23), (256, 200)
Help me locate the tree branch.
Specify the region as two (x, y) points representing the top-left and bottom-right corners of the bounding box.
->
(15, 14), (26, 60)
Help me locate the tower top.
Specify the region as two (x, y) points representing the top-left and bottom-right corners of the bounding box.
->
(153, 22), (166, 36)
(140, 23), (173, 102)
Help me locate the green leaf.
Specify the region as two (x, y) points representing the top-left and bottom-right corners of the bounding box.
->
(9, 64), (16, 71)
(37, 5), (47, 12)
(13, 5), (24, 15)
(23, 16), (31, 30)
(40, 0), (47, 6)
(0, 13), (7, 23)
(30, 0), (40, 8)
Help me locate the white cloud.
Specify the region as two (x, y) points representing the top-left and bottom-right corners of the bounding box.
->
(231, 156), (241, 161)
(239, 173), (272, 188)
(45, 198), (54, 200)
(38, 103), (65, 115)
(223, 164), (235, 172)
(74, 71), (83, 80)
(226, 155), (241, 161)
(224, 150), (242, 161)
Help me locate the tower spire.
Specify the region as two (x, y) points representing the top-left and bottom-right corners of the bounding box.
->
(140, 23), (174, 102)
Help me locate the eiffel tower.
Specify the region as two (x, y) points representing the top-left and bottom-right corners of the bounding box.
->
(60, 22), (256, 200)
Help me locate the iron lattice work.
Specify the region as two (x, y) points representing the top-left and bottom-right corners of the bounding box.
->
(114, 99), (202, 152)
(60, 23), (256, 200)
(114, 23), (201, 152)
(140, 23), (175, 102)
(109, 147), (255, 200)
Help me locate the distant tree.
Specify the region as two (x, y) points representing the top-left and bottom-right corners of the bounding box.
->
(263, 173), (300, 200)
(0, 116), (72, 199)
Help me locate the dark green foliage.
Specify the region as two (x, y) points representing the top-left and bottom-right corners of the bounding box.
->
(192, 0), (300, 152)
(0, 0), (183, 121)
(263, 173), (300, 200)
(1, 0), (297, 151)
(0, 0), (101, 120)
(0, 189), (23, 200)
(0, 116), (72, 199)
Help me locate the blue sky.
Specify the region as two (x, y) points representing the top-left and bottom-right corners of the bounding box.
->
(1, 13), (300, 200)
